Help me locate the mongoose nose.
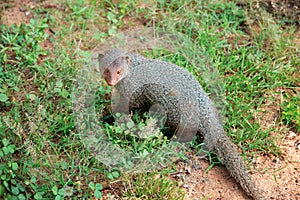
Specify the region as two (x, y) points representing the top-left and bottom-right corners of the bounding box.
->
(107, 81), (115, 86)
(104, 77), (115, 86)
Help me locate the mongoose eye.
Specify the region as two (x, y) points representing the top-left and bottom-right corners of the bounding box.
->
(117, 70), (122, 75)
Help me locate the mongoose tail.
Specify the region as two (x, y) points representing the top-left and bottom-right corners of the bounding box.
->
(216, 135), (266, 200)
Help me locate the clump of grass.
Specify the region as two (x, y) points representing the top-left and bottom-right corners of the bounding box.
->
(281, 94), (300, 133)
(124, 172), (185, 200)
(104, 113), (168, 152)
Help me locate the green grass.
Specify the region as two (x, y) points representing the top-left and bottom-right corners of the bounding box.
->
(123, 172), (185, 200)
(0, 0), (299, 199)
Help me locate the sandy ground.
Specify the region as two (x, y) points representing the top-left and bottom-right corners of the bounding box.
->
(176, 132), (300, 200)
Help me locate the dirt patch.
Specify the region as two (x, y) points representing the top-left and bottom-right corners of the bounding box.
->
(255, 88), (284, 134)
(259, 0), (300, 25)
(177, 131), (300, 200)
(1, 0), (34, 25)
(174, 156), (252, 200)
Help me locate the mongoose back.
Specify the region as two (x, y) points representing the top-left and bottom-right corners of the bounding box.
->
(98, 48), (266, 200)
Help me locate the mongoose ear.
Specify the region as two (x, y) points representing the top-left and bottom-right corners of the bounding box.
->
(121, 55), (131, 66)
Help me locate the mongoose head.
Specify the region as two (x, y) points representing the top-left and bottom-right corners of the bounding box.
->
(98, 50), (130, 86)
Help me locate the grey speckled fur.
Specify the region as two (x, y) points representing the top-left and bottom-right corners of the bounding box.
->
(98, 49), (266, 200)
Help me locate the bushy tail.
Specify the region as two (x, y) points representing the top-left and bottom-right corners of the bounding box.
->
(215, 135), (266, 200)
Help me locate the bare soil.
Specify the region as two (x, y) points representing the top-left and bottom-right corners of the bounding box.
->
(176, 132), (300, 200)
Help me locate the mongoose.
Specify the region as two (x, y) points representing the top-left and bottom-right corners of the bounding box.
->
(98, 48), (266, 200)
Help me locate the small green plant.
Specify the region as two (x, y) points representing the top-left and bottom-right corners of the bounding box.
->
(0, 135), (24, 199)
(0, 93), (9, 103)
(104, 112), (169, 155)
(88, 182), (103, 199)
(106, 169), (121, 180)
(51, 184), (81, 199)
(51, 185), (65, 200)
(281, 94), (300, 133)
(54, 80), (70, 99)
